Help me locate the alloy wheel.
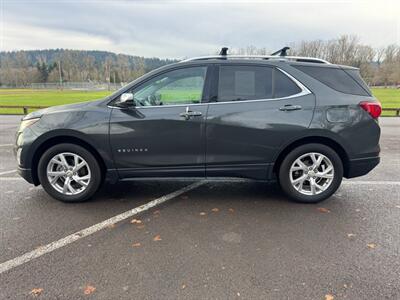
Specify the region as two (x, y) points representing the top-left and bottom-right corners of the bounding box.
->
(289, 152), (334, 195)
(46, 152), (91, 195)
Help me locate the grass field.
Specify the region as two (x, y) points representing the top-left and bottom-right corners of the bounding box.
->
(0, 88), (399, 115)
(371, 88), (400, 116)
(0, 89), (112, 114)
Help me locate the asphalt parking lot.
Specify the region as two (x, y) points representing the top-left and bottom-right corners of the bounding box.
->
(0, 115), (399, 299)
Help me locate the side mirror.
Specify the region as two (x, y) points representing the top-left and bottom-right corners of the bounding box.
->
(118, 93), (135, 108)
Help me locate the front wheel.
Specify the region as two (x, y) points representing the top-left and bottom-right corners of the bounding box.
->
(278, 143), (343, 203)
(38, 143), (102, 202)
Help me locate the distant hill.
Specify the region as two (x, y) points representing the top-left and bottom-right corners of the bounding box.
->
(0, 49), (178, 86)
(0, 49), (177, 71)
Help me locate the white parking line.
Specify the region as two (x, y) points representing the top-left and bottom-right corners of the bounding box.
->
(0, 177), (22, 180)
(0, 170), (17, 176)
(0, 144), (13, 147)
(342, 180), (400, 185)
(0, 181), (205, 274)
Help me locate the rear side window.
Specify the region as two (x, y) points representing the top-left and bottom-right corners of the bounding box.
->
(293, 65), (371, 96)
(218, 65), (273, 101)
(217, 65), (301, 102)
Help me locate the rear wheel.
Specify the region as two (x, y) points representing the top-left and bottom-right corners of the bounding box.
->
(278, 143), (343, 203)
(38, 143), (102, 202)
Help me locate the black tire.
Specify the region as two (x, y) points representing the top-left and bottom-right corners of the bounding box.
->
(38, 143), (102, 202)
(278, 143), (343, 203)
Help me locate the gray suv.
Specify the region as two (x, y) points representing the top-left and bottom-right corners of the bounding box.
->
(14, 48), (381, 203)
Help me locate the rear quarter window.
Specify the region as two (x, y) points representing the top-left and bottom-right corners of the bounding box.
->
(274, 69), (302, 98)
(293, 65), (371, 96)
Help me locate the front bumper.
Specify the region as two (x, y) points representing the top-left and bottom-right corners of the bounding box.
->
(346, 156), (380, 178)
(17, 167), (37, 185)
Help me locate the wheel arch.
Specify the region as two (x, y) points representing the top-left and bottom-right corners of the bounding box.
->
(273, 135), (350, 178)
(31, 135), (107, 185)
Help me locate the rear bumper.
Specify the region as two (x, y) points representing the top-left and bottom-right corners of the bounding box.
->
(345, 156), (380, 178)
(17, 167), (36, 185)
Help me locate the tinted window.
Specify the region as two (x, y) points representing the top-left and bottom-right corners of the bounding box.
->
(293, 65), (370, 96)
(218, 65), (272, 101)
(131, 66), (206, 106)
(274, 69), (302, 98)
(343, 69), (371, 96)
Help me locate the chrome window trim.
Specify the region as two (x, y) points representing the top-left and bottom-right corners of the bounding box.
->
(108, 67), (311, 110)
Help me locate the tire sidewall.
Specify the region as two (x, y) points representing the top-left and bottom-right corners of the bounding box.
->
(38, 143), (101, 202)
(278, 143), (343, 203)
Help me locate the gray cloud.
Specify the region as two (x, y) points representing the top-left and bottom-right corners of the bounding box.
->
(2, 0), (399, 58)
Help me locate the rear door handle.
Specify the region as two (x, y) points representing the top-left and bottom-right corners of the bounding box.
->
(279, 104), (302, 111)
(180, 107), (202, 120)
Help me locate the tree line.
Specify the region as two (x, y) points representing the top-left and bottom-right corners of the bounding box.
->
(0, 36), (399, 87)
(0, 49), (177, 87)
(232, 36), (399, 87)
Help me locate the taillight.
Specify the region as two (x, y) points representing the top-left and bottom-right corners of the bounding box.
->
(359, 101), (382, 119)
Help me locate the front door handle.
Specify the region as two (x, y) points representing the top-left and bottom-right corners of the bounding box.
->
(279, 104), (302, 111)
(180, 107), (202, 120)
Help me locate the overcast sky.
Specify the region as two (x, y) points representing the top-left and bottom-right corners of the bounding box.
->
(1, 0), (399, 59)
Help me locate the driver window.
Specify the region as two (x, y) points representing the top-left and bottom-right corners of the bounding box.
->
(131, 66), (207, 106)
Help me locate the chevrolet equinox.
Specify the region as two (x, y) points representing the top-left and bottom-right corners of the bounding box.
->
(14, 48), (381, 203)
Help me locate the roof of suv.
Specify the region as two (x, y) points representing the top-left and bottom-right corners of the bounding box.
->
(178, 47), (358, 70)
(181, 55), (331, 65)
(176, 56), (359, 74)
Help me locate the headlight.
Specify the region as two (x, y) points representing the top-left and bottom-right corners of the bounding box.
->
(19, 117), (41, 131)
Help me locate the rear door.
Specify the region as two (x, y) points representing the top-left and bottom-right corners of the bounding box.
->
(205, 63), (315, 179)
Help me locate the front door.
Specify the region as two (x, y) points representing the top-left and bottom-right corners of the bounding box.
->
(205, 64), (315, 179)
(110, 66), (209, 179)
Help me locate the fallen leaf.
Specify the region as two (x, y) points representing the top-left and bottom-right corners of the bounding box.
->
(199, 212), (206, 216)
(181, 284), (186, 290)
(153, 235), (162, 241)
(30, 288), (43, 296)
(347, 233), (356, 238)
(130, 219), (142, 224)
(211, 208), (219, 212)
(107, 223), (115, 229)
(325, 294), (334, 300)
(84, 285), (96, 295)
(132, 242), (141, 248)
(228, 208), (235, 213)
(367, 243), (377, 249)
(317, 207), (330, 213)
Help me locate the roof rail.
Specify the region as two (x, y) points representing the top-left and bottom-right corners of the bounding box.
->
(182, 46), (329, 64)
(182, 55), (330, 64)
